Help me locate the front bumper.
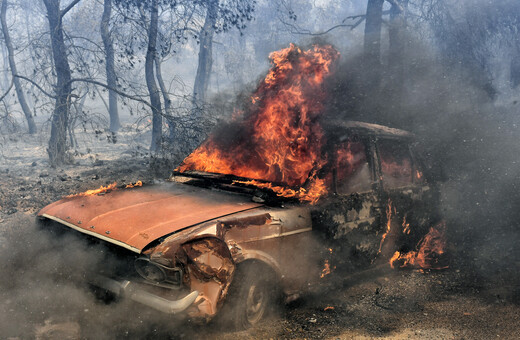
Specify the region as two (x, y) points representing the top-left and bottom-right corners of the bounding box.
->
(90, 275), (199, 314)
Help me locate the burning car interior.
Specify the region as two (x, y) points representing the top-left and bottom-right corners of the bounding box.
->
(1, 1), (520, 338)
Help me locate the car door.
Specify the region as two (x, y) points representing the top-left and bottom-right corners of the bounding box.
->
(312, 135), (384, 273)
(375, 138), (433, 257)
(277, 206), (319, 295)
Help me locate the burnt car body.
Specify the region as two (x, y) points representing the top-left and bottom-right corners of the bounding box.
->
(37, 121), (439, 328)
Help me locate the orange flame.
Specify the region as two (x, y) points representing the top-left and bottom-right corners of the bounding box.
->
(390, 221), (448, 270)
(233, 178), (327, 204)
(320, 259), (332, 278)
(378, 200), (394, 253)
(324, 306), (335, 311)
(125, 180), (143, 188)
(177, 44), (340, 203)
(68, 182), (117, 198)
(402, 215), (411, 235)
(68, 180), (144, 198)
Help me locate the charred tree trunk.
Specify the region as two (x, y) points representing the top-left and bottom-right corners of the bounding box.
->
(100, 0), (120, 133)
(192, 0), (217, 111)
(0, 43), (8, 92)
(145, 0), (162, 152)
(364, 0), (384, 87)
(1, 0), (36, 134)
(388, 0), (408, 110)
(511, 39), (520, 88)
(154, 55), (175, 142)
(43, 0), (79, 166)
(236, 33), (246, 88)
(388, 1), (407, 67)
(511, 58), (520, 89)
(23, 13), (37, 114)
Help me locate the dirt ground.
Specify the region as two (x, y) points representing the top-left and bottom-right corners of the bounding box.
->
(1, 132), (519, 339)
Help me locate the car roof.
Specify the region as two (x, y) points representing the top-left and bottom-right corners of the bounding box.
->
(326, 120), (414, 139)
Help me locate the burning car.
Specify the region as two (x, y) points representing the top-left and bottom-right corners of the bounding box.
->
(37, 120), (443, 328)
(37, 44), (445, 328)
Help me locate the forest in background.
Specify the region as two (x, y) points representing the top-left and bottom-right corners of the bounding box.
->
(1, 0), (516, 166)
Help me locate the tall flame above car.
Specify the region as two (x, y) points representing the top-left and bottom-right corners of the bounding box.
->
(177, 44), (340, 203)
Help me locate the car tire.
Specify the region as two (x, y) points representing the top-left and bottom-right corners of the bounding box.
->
(219, 263), (278, 330)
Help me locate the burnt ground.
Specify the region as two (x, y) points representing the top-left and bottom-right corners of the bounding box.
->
(1, 156), (519, 339)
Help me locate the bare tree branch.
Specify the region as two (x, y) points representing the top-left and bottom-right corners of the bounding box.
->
(60, 0), (81, 18)
(279, 10), (391, 36)
(14, 74), (56, 99)
(69, 78), (152, 108)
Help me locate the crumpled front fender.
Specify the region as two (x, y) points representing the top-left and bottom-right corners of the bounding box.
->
(145, 235), (236, 319)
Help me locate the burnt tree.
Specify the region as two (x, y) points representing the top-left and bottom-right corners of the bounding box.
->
(0, 0), (36, 134)
(145, 0), (163, 152)
(364, 0), (384, 85)
(421, 0), (520, 98)
(154, 55), (175, 142)
(388, 0), (408, 109)
(192, 0), (217, 109)
(100, 0), (120, 133)
(114, 0), (255, 151)
(388, 0), (408, 68)
(114, 0), (164, 152)
(192, 0), (255, 109)
(42, 0), (81, 166)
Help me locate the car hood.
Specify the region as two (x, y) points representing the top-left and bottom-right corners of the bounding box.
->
(38, 181), (263, 253)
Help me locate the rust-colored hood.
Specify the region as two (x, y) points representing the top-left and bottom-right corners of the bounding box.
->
(38, 182), (262, 253)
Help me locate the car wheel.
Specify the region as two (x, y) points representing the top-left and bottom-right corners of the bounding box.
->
(219, 263), (278, 330)
(243, 276), (269, 325)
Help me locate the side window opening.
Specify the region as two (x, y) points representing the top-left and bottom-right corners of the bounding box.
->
(378, 139), (413, 189)
(409, 145), (431, 184)
(334, 139), (372, 195)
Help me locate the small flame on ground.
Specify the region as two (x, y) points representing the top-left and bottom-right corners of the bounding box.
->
(324, 306), (335, 311)
(125, 180), (143, 188)
(320, 259), (336, 278)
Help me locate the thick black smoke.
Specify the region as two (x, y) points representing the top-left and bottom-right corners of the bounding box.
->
(323, 35), (520, 291)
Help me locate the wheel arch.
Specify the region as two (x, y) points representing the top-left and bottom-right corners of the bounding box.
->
(234, 250), (282, 284)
